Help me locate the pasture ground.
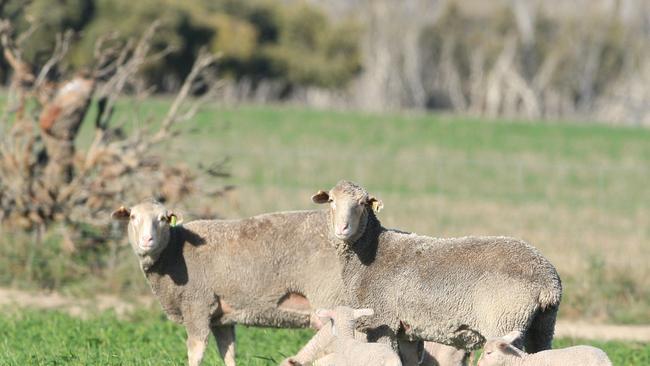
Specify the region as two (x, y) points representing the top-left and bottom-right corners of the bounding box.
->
(121, 102), (650, 324)
(0, 308), (648, 366)
(2, 100), (650, 364)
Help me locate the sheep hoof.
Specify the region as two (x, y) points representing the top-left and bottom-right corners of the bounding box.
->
(280, 357), (302, 366)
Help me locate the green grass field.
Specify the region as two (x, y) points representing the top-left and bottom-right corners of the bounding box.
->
(3, 99), (650, 364)
(138, 103), (650, 324)
(1, 309), (648, 366)
(3, 100), (647, 323)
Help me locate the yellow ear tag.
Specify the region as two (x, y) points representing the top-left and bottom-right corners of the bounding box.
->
(170, 216), (177, 227)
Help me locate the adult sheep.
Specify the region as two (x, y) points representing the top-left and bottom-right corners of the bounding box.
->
(111, 200), (345, 366)
(311, 180), (562, 355)
(112, 199), (488, 366)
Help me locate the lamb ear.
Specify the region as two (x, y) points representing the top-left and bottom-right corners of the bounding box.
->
(312, 190), (330, 204)
(111, 206), (131, 221)
(368, 196), (383, 213)
(353, 308), (374, 319)
(502, 331), (523, 344)
(315, 308), (334, 320)
(496, 341), (511, 352)
(497, 341), (523, 357)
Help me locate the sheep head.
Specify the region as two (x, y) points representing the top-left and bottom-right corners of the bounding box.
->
(112, 200), (177, 265)
(312, 180), (382, 242)
(477, 331), (525, 366)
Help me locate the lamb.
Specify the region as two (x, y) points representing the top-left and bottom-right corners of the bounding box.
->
(477, 331), (612, 366)
(284, 316), (468, 366)
(111, 200), (347, 366)
(310, 180), (562, 356)
(422, 342), (471, 366)
(312, 306), (402, 366)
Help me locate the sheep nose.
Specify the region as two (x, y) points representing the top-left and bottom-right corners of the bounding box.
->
(339, 223), (349, 231)
(142, 235), (153, 243)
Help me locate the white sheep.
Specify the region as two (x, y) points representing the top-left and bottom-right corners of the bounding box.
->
(111, 200), (345, 366)
(284, 319), (468, 366)
(114, 199), (461, 366)
(311, 180), (562, 359)
(477, 331), (612, 366)
(313, 306), (402, 366)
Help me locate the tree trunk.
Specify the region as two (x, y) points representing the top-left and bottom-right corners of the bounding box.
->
(38, 76), (95, 193)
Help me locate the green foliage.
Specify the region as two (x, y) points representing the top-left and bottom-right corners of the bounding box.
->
(3, 0), (361, 89)
(1, 0), (92, 72)
(263, 3), (361, 88)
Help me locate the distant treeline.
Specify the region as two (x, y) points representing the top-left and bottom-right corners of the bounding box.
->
(0, 0), (361, 91)
(2, 0), (650, 124)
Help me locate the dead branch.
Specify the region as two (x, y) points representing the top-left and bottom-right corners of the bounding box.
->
(0, 19), (35, 92)
(34, 30), (74, 89)
(153, 48), (220, 142)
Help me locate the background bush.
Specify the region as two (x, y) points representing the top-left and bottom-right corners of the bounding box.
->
(0, 0), (361, 91)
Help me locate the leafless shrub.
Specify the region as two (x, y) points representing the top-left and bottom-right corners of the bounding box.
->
(0, 18), (228, 251)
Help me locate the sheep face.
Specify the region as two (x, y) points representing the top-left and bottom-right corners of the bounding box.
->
(477, 332), (524, 366)
(312, 180), (382, 242)
(112, 201), (177, 257)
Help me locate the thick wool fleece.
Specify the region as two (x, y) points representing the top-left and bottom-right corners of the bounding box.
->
(315, 306), (402, 366)
(141, 209), (348, 329)
(479, 342), (612, 366)
(334, 210), (562, 351)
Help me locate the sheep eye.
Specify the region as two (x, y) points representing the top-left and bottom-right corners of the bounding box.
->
(130, 214), (136, 220)
(158, 215), (166, 222)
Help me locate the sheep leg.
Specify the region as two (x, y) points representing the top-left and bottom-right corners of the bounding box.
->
(185, 313), (211, 366)
(397, 339), (423, 366)
(524, 305), (558, 353)
(312, 353), (336, 366)
(281, 321), (336, 365)
(186, 331), (209, 366)
(212, 324), (236, 366)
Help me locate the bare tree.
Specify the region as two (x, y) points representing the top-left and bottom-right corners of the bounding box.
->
(0, 18), (228, 249)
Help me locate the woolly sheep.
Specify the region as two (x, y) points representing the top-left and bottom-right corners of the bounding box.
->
(312, 306), (402, 366)
(477, 331), (612, 366)
(284, 317), (468, 366)
(114, 199), (466, 366)
(421, 342), (471, 366)
(311, 180), (562, 356)
(111, 200), (348, 366)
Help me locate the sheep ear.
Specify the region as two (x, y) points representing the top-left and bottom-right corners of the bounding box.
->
(502, 331), (523, 344)
(315, 308), (334, 320)
(312, 190), (330, 204)
(497, 341), (523, 357)
(496, 341), (510, 352)
(353, 308), (374, 319)
(368, 196), (383, 213)
(111, 206), (131, 221)
(167, 211), (183, 226)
